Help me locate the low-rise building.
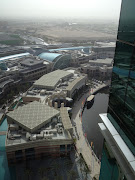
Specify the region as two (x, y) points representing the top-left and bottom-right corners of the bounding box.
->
(0, 74), (21, 100)
(0, 55), (51, 99)
(80, 58), (113, 80)
(19, 58), (49, 81)
(5, 69), (87, 164)
(24, 69), (87, 106)
(6, 101), (73, 164)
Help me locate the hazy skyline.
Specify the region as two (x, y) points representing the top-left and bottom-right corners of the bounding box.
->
(0, 0), (122, 20)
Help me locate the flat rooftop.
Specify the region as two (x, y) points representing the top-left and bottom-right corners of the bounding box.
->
(60, 107), (72, 130)
(34, 70), (73, 89)
(20, 58), (43, 67)
(89, 58), (113, 65)
(66, 76), (86, 91)
(7, 101), (59, 133)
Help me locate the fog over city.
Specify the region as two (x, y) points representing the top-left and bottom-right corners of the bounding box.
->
(0, 0), (122, 20)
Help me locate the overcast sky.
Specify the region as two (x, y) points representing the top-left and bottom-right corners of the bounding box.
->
(0, 0), (122, 20)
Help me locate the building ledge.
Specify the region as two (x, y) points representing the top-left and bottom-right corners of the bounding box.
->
(99, 113), (135, 179)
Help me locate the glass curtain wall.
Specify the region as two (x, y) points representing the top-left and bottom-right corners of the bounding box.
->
(107, 0), (135, 155)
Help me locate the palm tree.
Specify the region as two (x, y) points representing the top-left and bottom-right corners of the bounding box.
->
(56, 175), (63, 180)
(38, 167), (45, 179)
(67, 169), (77, 180)
(50, 160), (60, 177)
(64, 157), (73, 169)
(78, 157), (84, 174)
(25, 168), (32, 180)
(82, 165), (91, 180)
(41, 177), (49, 180)
(38, 167), (49, 179)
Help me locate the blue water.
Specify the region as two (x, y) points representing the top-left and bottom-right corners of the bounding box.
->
(0, 135), (11, 180)
(0, 118), (16, 180)
(82, 93), (109, 159)
(0, 118), (8, 131)
(0, 135), (6, 151)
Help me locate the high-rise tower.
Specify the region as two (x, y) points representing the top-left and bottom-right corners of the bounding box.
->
(99, 0), (135, 179)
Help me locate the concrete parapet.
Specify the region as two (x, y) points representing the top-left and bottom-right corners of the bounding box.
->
(61, 103), (64, 107)
(48, 98), (50, 105)
(54, 102), (58, 109)
(49, 100), (52, 107)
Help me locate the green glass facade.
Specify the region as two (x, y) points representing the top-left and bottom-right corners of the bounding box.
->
(52, 54), (71, 70)
(117, 0), (135, 43)
(99, 0), (135, 179)
(99, 140), (119, 180)
(108, 0), (135, 156)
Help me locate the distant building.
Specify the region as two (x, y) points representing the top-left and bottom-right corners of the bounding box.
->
(99, 0), (135, 179)
(0, 76), (16, 99)
(19, 57), (49, 81)
(0, 46), (26, 58)
(5, 69), (87, 164)
(80, 58), (113, 80)
(0, 55), (51, 99)
(24, 69), (87, 106)
(38, 52), (71, 70)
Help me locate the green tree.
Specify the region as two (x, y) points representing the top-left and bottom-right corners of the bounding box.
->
(56, 175), (63, 180)
(38, 167), (49, 179)
(51, 160), (60, 177)
(41, 177), (49, 180)
(64, 157), (73, 169)
(38, 167), (45, 179)
(67, 169), (77, 180)
(78, 157), (84, 174)
(25, 168), (32, 180)
(83, 166), (90, 180)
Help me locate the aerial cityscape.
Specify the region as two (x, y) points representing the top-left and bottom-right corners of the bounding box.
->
(0, 0), (135, 180)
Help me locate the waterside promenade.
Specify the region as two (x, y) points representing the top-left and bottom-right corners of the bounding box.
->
(74, 111), (100, 179)
(72, 82), (109, 179)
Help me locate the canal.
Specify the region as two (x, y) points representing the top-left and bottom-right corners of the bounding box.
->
(82, 89), (109, 160)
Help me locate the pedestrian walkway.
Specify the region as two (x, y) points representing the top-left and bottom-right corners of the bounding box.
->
(74, 111), (100, 179)
(90, 83), (108, 95)
(71, 81), (108, 179)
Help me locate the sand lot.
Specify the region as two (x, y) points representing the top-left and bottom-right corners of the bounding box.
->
(36, 26), (116, 41)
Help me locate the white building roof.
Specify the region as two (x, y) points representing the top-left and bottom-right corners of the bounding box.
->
(34, 70), (73, 89)
(89, 58), (113, 65)
(7, 101), (59, 133)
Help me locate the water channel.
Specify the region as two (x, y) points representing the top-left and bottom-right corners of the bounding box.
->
(82, 89), (109, 159)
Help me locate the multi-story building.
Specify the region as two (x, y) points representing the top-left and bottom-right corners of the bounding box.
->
(5, 69), (87, 164)
(6, 101), (73, 164)
(99, 0), (135, 179)
(80, 58), (113, 80)
(19, 57), (49, 81)
(23, 69), (87, 105)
